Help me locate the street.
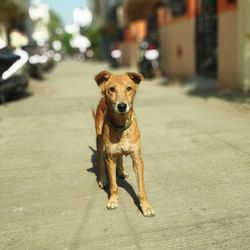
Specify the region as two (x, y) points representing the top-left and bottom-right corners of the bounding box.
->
(0, 60), (250, 249)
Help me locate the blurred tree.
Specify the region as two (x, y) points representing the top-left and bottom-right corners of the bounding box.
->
(84, 27), (102, 59)
(47, 9), (74, 55)
(61, 31), (74, 55)
(47, 9), (63, 41)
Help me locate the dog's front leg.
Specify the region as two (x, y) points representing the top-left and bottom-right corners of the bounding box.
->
(131, 152), (155, 217)
(106, 154), (119, 209)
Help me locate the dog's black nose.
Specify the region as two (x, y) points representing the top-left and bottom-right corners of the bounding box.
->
(117, 103), (127, 112)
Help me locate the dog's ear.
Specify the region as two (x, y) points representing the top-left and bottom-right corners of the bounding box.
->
(95, 71), (112, 86)
(126, 72), (144, 84)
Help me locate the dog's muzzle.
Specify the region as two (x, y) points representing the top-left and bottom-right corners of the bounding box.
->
(117, 102), (128, 113)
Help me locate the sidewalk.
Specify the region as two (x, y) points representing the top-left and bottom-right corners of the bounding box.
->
(0, 61), (250, 249)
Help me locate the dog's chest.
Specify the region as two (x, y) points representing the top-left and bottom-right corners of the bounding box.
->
(108, 142), (130, 156)
(106, 138), (137, 156)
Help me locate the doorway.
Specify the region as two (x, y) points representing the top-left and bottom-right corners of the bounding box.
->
(196, 0), (218, 77)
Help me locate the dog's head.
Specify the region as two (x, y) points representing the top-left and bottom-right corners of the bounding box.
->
(94, 71), (144, 114)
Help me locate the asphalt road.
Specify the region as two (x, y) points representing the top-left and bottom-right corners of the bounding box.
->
(0, 60), (250, 249)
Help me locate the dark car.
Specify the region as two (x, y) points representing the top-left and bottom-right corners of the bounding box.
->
(0, 47), (29, 103)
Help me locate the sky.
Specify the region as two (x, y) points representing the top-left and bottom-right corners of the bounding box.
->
(39, 0), (89, 25)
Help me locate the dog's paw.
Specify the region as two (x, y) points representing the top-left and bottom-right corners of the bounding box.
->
(98, 176), (108, 189)
(106, 197), (118, 210)
(140, 202), (155, 217)
(117, 170), (129, 179)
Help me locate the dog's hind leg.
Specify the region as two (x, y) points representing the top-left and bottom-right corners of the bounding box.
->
(97, 135), (107, 189)
(117, 156), (129, 179)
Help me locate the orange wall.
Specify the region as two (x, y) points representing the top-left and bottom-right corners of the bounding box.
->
(158, 1), (196, 78)
(218, 0), (237, 12)
(158, 0), (239, 88)
(159, 19), (196, 78)
(122, 20), (147, 67)
(124, 20), (147, 42)
(158, 0), (197, 27)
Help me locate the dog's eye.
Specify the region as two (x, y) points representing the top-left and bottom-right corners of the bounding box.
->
(126, 86), (132, 91)
(109, 87), (115, 92)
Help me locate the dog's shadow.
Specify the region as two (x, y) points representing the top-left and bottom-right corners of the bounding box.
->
(87, 146), (140, 210)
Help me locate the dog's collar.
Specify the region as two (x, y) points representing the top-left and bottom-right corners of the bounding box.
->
(108, 114), (134, 132)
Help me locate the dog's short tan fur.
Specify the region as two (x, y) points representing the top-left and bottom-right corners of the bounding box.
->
(93, 71), (155, 217)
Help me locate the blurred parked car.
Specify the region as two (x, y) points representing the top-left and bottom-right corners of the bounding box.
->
(24, 43), (58, 79)
(24, 44), (44, 79)
(41, 49), (55, 72)
(0, 47), (29, 103)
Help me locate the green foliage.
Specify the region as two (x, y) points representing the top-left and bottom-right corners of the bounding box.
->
(83, 27), (101, 59)
(47, 9), (74, 55)
(61, 32), (74, 55)
(47, 9), (63, 41)
(46, 9), (104, 56)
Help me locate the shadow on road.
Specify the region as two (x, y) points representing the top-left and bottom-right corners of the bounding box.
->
(87, 146), (140, 211)
(0, 91), (33, 105)
(159, 76), (250, 104)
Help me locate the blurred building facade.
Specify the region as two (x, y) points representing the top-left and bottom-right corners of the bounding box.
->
(158, 0), (238, 90)
(90, 0), (156, 64)
(92, 0), (250, 91)
(90, 0), (124, 60)
(121, 0), (161, 67)
(0, 0), (32, 48)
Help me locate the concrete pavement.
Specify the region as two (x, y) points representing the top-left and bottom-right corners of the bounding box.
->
(0, 61), (250, 249)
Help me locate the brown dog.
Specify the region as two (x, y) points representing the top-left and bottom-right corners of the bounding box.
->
(93, 71), (155, 217)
